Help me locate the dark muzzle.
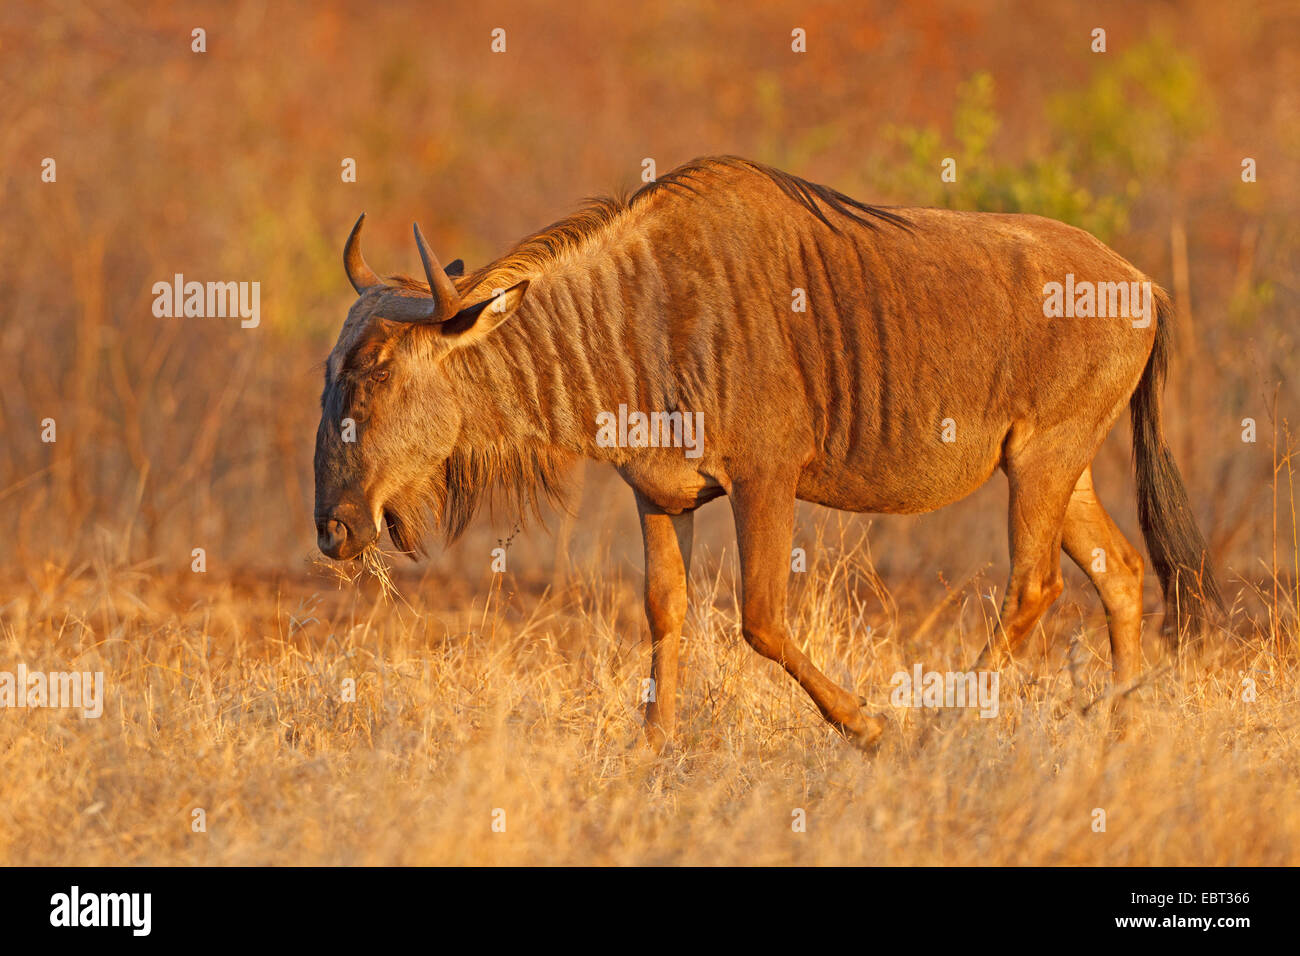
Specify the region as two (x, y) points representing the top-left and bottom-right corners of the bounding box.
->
(315, 500), (375, 560)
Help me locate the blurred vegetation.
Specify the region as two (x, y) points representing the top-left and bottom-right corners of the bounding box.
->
(0, 1), (1294, 581)
(882, 36), (1212, 242)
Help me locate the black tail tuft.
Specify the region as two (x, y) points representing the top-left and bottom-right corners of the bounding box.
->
(1131, 289), (1226, 639)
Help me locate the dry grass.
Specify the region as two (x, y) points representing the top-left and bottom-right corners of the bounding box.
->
(2, 540), (1296, 866)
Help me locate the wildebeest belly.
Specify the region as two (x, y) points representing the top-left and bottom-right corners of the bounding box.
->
(796, 419), (1010, 515)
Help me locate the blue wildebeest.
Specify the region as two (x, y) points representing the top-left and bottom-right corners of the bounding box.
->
(314, 156), (1223, 750)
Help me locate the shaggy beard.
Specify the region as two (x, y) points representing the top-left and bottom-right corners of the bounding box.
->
(382, 446), (575, 560)
(382, 471), (443, 560)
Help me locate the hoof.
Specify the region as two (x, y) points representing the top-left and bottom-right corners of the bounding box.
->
(642, 721), (676, 756)
(841, 707), (888, 752)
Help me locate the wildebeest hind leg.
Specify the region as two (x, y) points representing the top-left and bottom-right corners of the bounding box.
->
(1061, 466), (1145, 688)
(975, 444), (1080, 675)
(731, 475), (887, 750)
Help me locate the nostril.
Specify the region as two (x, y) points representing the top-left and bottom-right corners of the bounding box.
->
(318, 518), (349, 551)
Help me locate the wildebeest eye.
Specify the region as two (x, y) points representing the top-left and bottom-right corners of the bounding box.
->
(370, 369), (390, 383)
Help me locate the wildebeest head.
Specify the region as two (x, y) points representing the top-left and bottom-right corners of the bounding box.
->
(314, 214), (529, 560)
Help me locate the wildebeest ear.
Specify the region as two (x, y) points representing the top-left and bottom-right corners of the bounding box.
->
(439, 280), (530, 344)
(444, 259), (465, 278)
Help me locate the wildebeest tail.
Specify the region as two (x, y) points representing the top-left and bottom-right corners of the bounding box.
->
(1130, 288), (1226, 638)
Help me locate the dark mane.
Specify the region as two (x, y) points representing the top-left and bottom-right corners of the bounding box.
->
(448, 156), (911, 292)
(631, 155), (914, 234)
(457, 196), (628, 295)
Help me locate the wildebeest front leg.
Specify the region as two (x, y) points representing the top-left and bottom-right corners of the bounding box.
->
(731, 477), (886, 750)
(636, 493), (694, 752)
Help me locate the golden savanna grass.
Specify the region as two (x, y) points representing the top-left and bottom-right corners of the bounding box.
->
(1, 508), (1296, 865)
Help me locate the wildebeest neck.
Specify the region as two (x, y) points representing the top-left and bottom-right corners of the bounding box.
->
(445, 232), (674, 464)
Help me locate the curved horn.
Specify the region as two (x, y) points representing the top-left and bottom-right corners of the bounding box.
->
(413, 222), (462, 322)
(344, 213), (384, 294)
(374, 292), (457, 323)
